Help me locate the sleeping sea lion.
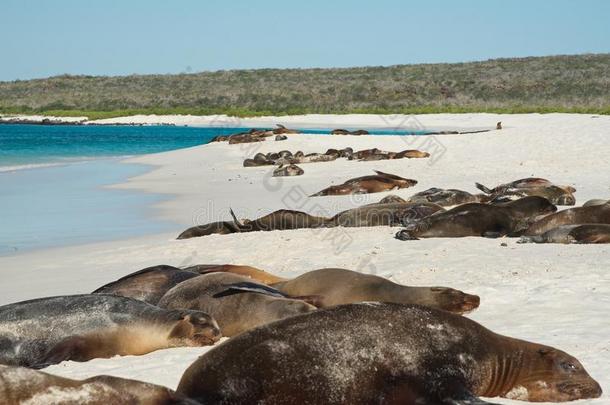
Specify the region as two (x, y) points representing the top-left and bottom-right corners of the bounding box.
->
(524, 203), (610, 236)
(311, 170), (417, 196)
(92, 265), (200, 305)
(157, 273), (316, 337)
(0, 365), (196, 404)
(395, 196), (557, 240)
(0, 295), (220, 368)
(476, 178), (576, 205)
(331, 202), (444, 227)
(177, 303), (602, 404)
(176, 220), (240, 239)
(406, 187), (488, 206)
(518, 224), (610, 244)
(273, 164), (304, 177)
(271, 268), (479, 314)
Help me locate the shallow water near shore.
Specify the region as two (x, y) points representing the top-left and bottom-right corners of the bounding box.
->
(0, 159), (174, 256)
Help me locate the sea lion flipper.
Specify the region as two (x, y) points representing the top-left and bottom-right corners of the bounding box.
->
(475, 182), (493, 194)
(41, 335), (89, 368)
(395, 230), (419, 241)
(212, 282), (288, 299)
(229, 208), (244, 227)
(289, 295), (325, 308)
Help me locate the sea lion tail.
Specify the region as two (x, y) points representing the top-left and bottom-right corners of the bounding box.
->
(475, 182), (493, 194)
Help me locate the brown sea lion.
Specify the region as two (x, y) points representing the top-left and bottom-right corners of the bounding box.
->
(176, 220), (240, 239)
(476, 178), (576, 205)
(395, 196), (557, 240)
(272, 124), (299, 135)
(271, 268), (479, 314)
(295, 153), (337, 164)
(524, 203), (610, 236)
(330, 129), (369, 135)
(157, 273), (316, 337)
(519, 224), (610, 244)
(394, 149), (430, 159)
(331, 202), (445, 227)
(182, 264), (287, 285)
(273, 164), (304, 177)
(406, 187), (488, 206)
(311, 170), (417, 196)
(0, 365), (196, 404)
(177, 303), (602, 404)
(0, 295), (220, 368)
(92, 265), (200, 305)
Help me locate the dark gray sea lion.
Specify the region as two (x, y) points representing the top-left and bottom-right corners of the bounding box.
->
(524, 203), (610, 236)
(92, 265), (200, 305)
(406, 187), (488, 206)
(158, 273), (316, 337)
(518, 224), (610, 244)
(0, 295), (221, 368)
(275, 134), (287, 141)
(182, 264), (287, 285)
(272, 268), (479, 314)
(177, 303), (602, 404)
(331, 202), (444, 227)
(396, 196), (557, 240)
(476, 178), (576, 205)
(330, 129), (369, 135)
(496, 121), (502, 130)
(295, 153), (337, 164)
(0, 365), (196, 404)
(273, 164), (304, 177)
(311, 170), (417, 196)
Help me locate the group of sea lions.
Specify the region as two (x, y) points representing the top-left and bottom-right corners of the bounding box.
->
(1, 262), (602, 403)
(1, 261), (602, 403)
(210, 124), (299, 144)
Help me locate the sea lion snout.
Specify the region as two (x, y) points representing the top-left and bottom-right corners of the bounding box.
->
(429, 287), (480, 314)
(516, 348), (602, 402)
(169, 312), (221, 346)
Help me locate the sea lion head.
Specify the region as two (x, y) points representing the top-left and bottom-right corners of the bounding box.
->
(555, 194), (576, 206)
(426, 287), (480, 314)
(511, 346), (602, 402)
(168, 311), (222, 347)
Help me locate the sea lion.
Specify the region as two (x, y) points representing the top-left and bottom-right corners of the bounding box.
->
(271, 268), (479, 314)
(395, 196), (557, 240)
(331, 202), (445, 227)
(273, 164), (304, 177)
(394, 149), (430, 159)
(311, 170), (417, 196)
(176, 220), (240, 239)
(524, 203), (610, 236)
(518, 224), (610, 244)
(0, 295), (220, 368)
(272, 124), (299, 135)
(0, 365), (196, 404)
(177, 303), (602, 404)
(476, 178), (576, 205)
(406, 187), (488, 206)
(157, 273), (316, 337)
(275, 134), (287, 141)
(583, 198), (609, 207)
(295, 153), (337, 164)
(177, 209), (333, 239)
(182, 264), (287, 285)
(92, 265), (200, 305)
(496, 121), (502, 130)
(379, 194), (407, 204)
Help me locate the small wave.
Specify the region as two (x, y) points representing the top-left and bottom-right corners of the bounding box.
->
(0, 162), (67, 173)
(0, 155), (136, 173)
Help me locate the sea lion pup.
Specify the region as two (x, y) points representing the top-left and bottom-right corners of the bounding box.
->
(158, 273), (316, 337)
(519, 224), (610, 244)
(476, 178), (576, 205)
(294, 153), (337, 164)
(330, 202), (445, 227)
(182, 264), (287, 285)
(395, 196), (557, 240)
(0, 295), (221, 368)
(496, 121), (502, 129)
(91, 265), (200, 305)
(394, 149), (430, 159)
(406, 187), (489, 207)
(273, 164), (304, 177)
(178, 303), (602, 404)
(311, 170), (418, 196)
(0, 365), (197, 405)
(271, 268), (479, 314)
(524, 202), (610, 236)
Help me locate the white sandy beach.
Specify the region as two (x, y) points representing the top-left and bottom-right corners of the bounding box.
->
(1, 113), (609, 404)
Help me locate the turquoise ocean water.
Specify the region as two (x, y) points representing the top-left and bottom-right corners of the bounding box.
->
(0, 124), (420, 255)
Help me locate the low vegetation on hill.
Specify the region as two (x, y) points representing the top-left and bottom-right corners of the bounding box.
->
(1, 54), (608, 119)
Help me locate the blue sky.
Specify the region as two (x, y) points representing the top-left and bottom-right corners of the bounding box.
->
(2, 0), (609, 81)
